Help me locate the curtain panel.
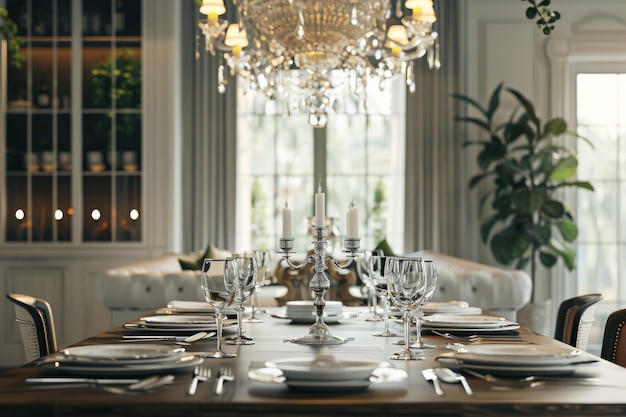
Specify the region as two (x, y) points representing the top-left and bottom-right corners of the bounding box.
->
(403, 0), (464, 256)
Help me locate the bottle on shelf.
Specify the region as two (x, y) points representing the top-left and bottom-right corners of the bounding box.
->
(35, 76), (51, 108)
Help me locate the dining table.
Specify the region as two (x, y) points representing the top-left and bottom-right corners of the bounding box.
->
(1, 304), (626, 417)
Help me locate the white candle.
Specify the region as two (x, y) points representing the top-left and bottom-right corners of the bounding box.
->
(315, 181), (325, 229)
(346, 200), (358, 238)
(282, 200), (292, 238)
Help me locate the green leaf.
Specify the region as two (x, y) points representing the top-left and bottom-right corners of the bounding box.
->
(511, 189), (546, 214)
(490, 226), (532, 265)
(539, 251), (557, 267)
(557, 219), (578, 242)
(515, 256), (530, 270)
(548, 240), (577, 270)
(526, 7), (538, 19)
(544, 118), (567, 135)
(455, 116), (491, 132)
(452, 93), (488, 119)
(555, 181), (594, 191)
(507, 88), (540, 128)
(542, 200), (565, 218)
(549, 156), (578, 180)
(486, 82), (504, 119)
(480, 214), (500, 243)
(469, 172), (491, 189)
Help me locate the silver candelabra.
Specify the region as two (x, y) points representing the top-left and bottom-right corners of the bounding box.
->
(279, 227), (360, 345)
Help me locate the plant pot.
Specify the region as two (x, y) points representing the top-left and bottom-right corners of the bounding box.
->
(517, 299), (553, 336)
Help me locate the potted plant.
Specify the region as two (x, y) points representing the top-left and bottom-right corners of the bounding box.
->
(0, 7), (25, 67)
(453, 83), (594, 306)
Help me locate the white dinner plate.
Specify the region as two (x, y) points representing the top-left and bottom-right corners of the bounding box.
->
(265, 355), (388, 381)
(450, 344), (583, 366)
(141, 315), (216, 325)
(39, 354), (204, 376)
(437, 354), (599, 377)
(49, 344), (187, 365)
(423, 302), (482, 315)
(423, 314), (507, 328)
(422, 322), (521, 333)
(248, 366), (407, 391)
(270, 313), (343, 324)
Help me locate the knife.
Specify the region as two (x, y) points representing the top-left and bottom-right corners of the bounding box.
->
(421, 368), (444, 396)
(26, 377), (140, 385)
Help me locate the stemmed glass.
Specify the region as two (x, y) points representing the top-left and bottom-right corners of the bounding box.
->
(227, 254), (258, 345)
(244, 250), (270, 323)
(409, 259), (438, 349)
(386, 257), (427, 361)
(357, 250), (381, 321)
(200, 258), (238, 358)
(371, 255), (398, 337)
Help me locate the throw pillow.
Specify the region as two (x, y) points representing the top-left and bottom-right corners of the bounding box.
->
(374, 238), (396, 256)
(179, 244), (233, 270)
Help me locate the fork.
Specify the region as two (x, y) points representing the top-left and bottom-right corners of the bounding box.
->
(187, 366), (211, 396)
(215, 367), (234, 395)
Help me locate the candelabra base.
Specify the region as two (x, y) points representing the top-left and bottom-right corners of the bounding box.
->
(286, 321), (350, 345)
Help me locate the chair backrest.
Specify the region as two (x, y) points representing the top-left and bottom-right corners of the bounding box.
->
(554, 293), (603, 350)
(601, 308), (626, 367)
(6, 293), (58, 362)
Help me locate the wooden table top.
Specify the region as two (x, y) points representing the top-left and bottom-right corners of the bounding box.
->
(1, 307), (626, 417)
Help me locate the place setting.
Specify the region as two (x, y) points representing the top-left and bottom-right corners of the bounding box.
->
(436, 343), (600, 377)
(123, 314), (237, 333)
(422, 313), (521, 335)
(247, 354), (407, 392)
(34, 343), (204, 377)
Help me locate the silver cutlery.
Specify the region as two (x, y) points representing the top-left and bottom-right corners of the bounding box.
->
(188, 366), (212, 396)
(26, 377), (140, 385)
(122, 331), (215, 344)
(434, 367), (473, 395)
(432, 330), (527, 343)
(102, 374), (175, 395)
(462, 369), (546, 390)
(215, 367), (234, 395)
(421, 368), (444, 396)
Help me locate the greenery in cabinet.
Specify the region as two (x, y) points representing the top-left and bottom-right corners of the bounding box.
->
(0, 7), (25, 67)
(454, 83), (594, 299)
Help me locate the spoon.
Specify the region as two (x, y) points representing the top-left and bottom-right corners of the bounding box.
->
(434, 367), (473, 395)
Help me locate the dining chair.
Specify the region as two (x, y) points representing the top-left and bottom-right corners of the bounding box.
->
(554, 293), (603, 350)
(6, 293), (58, 362)
(601, 308), (626, 367)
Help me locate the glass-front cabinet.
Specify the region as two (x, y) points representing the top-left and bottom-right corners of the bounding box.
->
(3, 0), (142, 244)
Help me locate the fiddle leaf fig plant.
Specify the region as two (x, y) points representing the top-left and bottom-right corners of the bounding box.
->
(454, 83), (594, 290)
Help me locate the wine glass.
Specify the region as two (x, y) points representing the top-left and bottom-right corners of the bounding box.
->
(357, 250), (381, 321)
(371, 255), (398, 337)
(226, 254), (257, 345)
(244, 250), (270, 323)
(200, 258), (238, 358)
(409, 259), (438, 349)
(386, 257), (427, 361)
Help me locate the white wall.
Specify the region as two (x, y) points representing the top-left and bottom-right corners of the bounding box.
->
(461, 0), (626, 322)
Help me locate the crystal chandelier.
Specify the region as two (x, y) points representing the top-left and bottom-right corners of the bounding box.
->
(197, 0), (439, 127)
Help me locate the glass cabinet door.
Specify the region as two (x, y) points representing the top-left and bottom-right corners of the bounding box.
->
(81, 0), (142, 242)
(3, 0), (142, 244)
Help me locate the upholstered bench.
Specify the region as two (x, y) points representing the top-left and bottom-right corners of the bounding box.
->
(96, 253), (287, 326)
(407, 251), (533, 321)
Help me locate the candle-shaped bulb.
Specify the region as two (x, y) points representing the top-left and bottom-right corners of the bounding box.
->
(317, 179), (322, 193)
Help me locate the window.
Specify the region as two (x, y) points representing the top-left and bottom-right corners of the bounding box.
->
(574, 71), (626, 352)
(235, 74), (406, 254)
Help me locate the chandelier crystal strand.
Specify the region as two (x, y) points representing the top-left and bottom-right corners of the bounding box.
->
(198, 0), (439, 127)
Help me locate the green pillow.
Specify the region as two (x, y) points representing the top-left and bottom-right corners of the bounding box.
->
(179, 245), (212, 270)
(374, 238), (396, 256)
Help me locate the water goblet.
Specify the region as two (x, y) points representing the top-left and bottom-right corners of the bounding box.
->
(371, 255), (398, 337)
(386, 257), (427, 361)
(200, 258), (238, 358)
(244, 250), (270, 323)
(409, 259), (438, 349)
(227, 254), (257, 345)
(357, 250), (381, 321)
